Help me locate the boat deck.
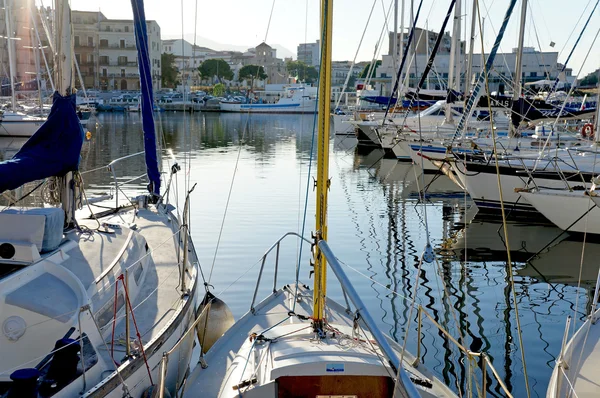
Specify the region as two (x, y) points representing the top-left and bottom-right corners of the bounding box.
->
(183, 284), (456, 398)
(72, 200), (197, 396)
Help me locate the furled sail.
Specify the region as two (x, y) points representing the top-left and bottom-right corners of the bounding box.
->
(131, 0), (161, 197)
(0, 92), (83, 193)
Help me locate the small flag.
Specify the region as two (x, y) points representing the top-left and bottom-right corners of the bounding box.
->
(549, 41), (555, 47)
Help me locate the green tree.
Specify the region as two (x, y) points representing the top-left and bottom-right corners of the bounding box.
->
(580, 69), (599, 87)
(239, 65), (268, 89)
(161, 53), (178, 88)
(286, 60), (318, 83)
(347, 74), (357, 90)
(198, 59), (234, 83)
(359, 60), (382, 79)
(212, 83), (225, 97)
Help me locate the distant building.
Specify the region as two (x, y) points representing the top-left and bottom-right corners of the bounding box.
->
(250, 42), (288, 85)
(297, 41), (320, 67)
(388, 28), (463, 57)
(331, 61), (362, 88)
(162, 39), (214, 87)
(97, 18), (161, 91)
(0, 0), (53, 93)
(470, 47), (574, 93)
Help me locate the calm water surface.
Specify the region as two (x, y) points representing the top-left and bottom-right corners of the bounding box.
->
(17, 112), (599, 397)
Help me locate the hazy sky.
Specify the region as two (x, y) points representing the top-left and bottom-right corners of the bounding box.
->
(56, 0), (599, 77)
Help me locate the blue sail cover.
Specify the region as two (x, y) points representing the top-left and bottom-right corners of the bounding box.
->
(0, 92), (83, 193)
(131, 0), (161, 196)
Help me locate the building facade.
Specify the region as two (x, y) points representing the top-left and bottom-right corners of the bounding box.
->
(380, 28), (572, 94)
(250, 42), (288, 85)
(331, 61), (363, 88)
(97, 18), (161, 91)
(297, 41), (320, 67)
(0, 0), (52, 94)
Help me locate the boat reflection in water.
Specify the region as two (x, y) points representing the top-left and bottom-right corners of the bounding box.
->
(344, 139), (599, 397)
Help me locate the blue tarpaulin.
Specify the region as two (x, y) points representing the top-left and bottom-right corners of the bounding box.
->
(131, 0), (161, 196)
(0, 92), (83, 193)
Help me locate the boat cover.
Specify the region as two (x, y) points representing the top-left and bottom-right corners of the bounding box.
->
(0, 92), (83, 193)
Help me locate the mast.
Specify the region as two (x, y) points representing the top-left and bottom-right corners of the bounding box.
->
(513, 0), (527, 100)
(391, 0), (398, 95)
(55, 0), (76, 227)
(445, 0), (461, 123)
(425, 20), (429, 89)
(398, 0), (405, 95)
(465, 0), (477, 95)
(312, 0), (333, 329)
(4, 0), (16, 110)
(510, 0), (527, 136)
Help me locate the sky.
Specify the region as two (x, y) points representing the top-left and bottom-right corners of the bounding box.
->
(56, 0), (600, 78)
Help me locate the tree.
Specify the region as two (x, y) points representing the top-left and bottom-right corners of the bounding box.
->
(579, 69), (599, 87)
(286, 60), (318, 83)
(212, 83), (225, 97)
(198, 59), (233, 83)
(347, 75), (357, 90)
(161, 53), (178, 88)
(239, 65), (268, 89)
(359, 60), (382, 79)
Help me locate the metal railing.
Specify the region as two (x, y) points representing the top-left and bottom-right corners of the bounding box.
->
(249, 232), (312, 312)
(81, 151), (145, 208)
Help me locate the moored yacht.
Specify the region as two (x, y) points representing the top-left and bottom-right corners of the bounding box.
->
(219, 85), (317, 114)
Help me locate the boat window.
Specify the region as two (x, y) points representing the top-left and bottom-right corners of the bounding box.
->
(6, 273), (78, 323)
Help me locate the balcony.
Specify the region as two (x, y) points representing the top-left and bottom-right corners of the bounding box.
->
(74, 43), (95, 48)
(98, 60), (138, 67)
(99, 43), (136, 50)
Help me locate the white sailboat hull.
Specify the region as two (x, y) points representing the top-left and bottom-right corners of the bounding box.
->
(219, 100), (317, 113)
(0, 119), (46, 137)
(519, 190), (600, 233)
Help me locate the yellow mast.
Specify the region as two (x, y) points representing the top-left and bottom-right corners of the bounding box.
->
(312, 0), (333, 328)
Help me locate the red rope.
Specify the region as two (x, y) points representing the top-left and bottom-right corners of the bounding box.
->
(120, 274), (154, 385)
(110, 277), (120, 362)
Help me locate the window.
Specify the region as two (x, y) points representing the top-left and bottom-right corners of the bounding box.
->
(118, 56), (127, 65)
(75, 53), (81, 64)
(120, 39), (125, 48)
(87, 54), (93, 63)
(530, 72), (537, 77)
(100, 55), (109, 65)
(74, 36), (80, 46)
(100, 39), (108, 47)
(88, 67), (94, 75)
(102, 68), (107, 77)
(121, 69), (126, 77)
(88, 36), (93, 47)
(125, 26), (129, 32)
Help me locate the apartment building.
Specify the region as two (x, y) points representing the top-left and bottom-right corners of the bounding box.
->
(0, 0), (52, 93)
(297, 41), (320, 67)
(97, 18), (161, 91)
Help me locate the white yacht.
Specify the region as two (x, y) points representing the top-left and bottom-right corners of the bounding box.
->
(0, 111), (46, 137)
(219, 86), (317, 114)
(0, 1), (199, 397)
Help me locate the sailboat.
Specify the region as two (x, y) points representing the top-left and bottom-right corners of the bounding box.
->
(0, 0), (198, 397)
(180, 1), (464, 397)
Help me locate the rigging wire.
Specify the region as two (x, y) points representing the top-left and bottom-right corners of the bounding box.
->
(334, 0), (377, 109)
(207, 0), (278, 285)
(475, 1), (531, 395)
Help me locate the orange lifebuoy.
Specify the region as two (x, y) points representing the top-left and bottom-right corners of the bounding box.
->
(582, 123), (595, 139)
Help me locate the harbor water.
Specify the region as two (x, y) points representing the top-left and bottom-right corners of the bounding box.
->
(10, 111), (597, 397)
